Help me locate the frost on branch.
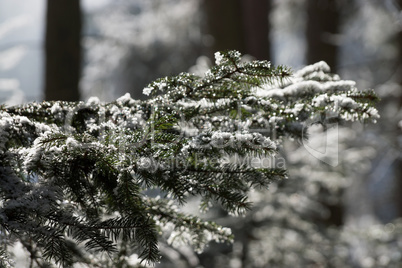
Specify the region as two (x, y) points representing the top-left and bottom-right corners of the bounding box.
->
(0, 51), (379, 267)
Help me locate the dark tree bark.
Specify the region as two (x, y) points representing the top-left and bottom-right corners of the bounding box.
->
(199, 2), (272, 266)
(240, 0), (271, 60)
(306, 0), (343, 226)
(306, 0), (340, 72)
(203, 0), (245, 56)
(45, 0), (81, 101)
(398, 0), (402, 86)
(396, 0), (402, 219)
(203, 0), (271, 60)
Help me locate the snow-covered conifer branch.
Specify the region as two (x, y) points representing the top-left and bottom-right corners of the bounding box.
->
(0, 51), (379, 266)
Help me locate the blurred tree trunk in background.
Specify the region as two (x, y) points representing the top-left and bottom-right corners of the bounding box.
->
(240, 0), (271, 60)
(398, 0), (402, 87)
(200, 2), (272, 267)
(396, 0), (402, 219)
(306, 0), (340, 72)
(203, 0), (271, 60)
(45, 0), (81, 101)
(306, 0), (343, 226)
(203, 0), (245, 55)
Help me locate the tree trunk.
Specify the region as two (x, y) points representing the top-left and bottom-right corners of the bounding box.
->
(306, 0), (340, 72)
(45, 0), (81, 101)
(306, 0), (343, 226)
(239, 0), (271, 60)
(203, 0), (245, 57)
(396, 0), (402, 219)
(203, 0), (271, 60)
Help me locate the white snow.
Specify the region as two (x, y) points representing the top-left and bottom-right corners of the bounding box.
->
(294, 61), (331, 77)
(254, 80), (356, 99)
(116, 93), (136, 105)
(143, 87), (153, 96)
(214, 52), (224, 65)
(50, 102), (62, 114)
(86, 96), (100, 105)
(66, 137), (79, 148)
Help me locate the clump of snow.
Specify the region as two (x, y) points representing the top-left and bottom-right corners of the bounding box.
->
(214, 52), (224, 65)
(331, 95), (358, 110)
(211, 131), (232, 145)
(66, 137), (80, 148)
(34, 122), (52, 134)
(186, 131), (277, 152)
(254, 80), (356, 99)
(50, 102), (62, 114)
(366, 107), (380, 120)
(86, 96), (100, 106)
(143, 87), (152, 96)
(17, 116), (31, 125)
(155, 81), (167, 91)
(285, 103), (304, 115)
(294, 61), (331, 77)
(116, 93), (136, 105)
(312, 94), (329, 107)
(177, 98), (231, 110)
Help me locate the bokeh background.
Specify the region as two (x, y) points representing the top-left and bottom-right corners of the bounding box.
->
(1, 0), (402, 267)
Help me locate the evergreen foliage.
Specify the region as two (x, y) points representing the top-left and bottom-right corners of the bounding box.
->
(0, 51), (379, 267)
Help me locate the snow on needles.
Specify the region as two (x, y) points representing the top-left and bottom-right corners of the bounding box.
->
(182, 131), (277, 154)
(250, 61), (378, 122)
(254, 80), (357, 99)
(253, 61), (355, 100)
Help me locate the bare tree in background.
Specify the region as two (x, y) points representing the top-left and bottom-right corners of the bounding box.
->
(306, 0), (340, 72)
(395, 0), (402, 219)
(240, 0), (271, 60)
(306, 0), (343, 226)
(398, 0), (402, 87)
(45, 0), (81, 101)
(200, 1), (272, 266)
(203, 0), (244, 55)
(203, 0), (271, 60)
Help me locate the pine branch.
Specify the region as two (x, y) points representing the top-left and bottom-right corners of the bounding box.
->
(0, 50), (380, 266)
